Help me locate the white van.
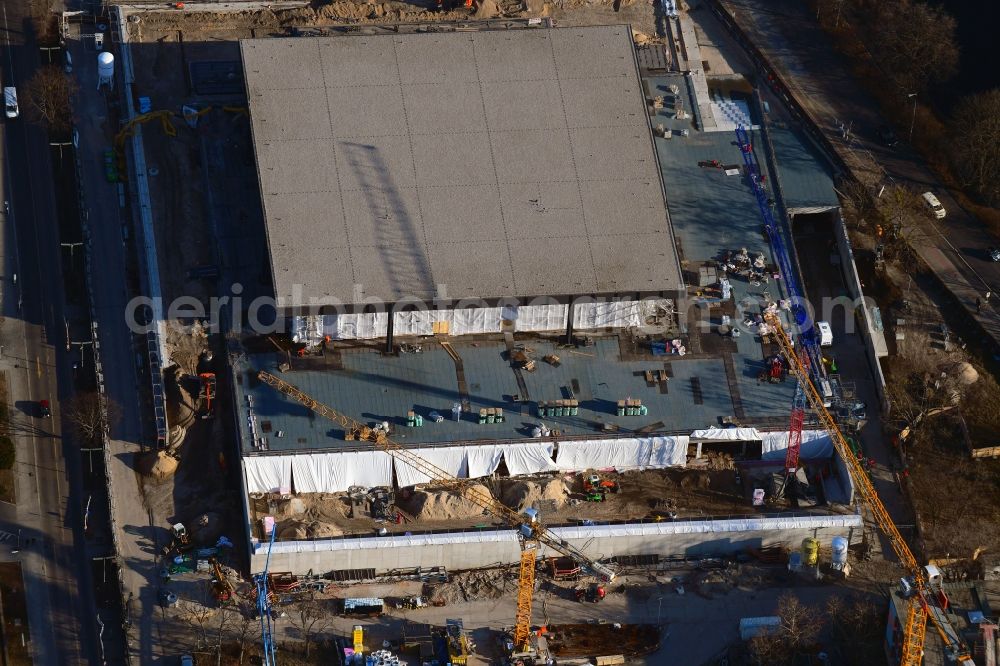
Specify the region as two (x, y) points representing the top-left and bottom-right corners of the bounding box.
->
(922, 191), (946, 219)
(3, 87), (17, 119)
(816, 321), (833, 347)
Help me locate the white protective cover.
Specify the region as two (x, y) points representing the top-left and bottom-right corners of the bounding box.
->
(555, 436), (688, 471)
(500, 443), (559, 475)
(291, 451), (393, 493)
(760, 430), (833, 460)
(394, 447), (470, 488)
(466, 445), (504, 478)
(244, 456), (292, 494)
(648, 436), (689, 467)
(573, 300), (643, 329)
(689, 427), (762, 441)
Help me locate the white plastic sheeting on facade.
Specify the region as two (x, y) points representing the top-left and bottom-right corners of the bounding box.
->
(689, 427), (762, 441)
(290, 451), (393, 493)
(572, 300), (642, 329)
(501, 443), (558, 475)
(394, 448), (470, 487)
(243, 456), (292, 494)
(554, 436), (688, 471)
(293, 299), (659, 341)
(466, 445), (503, 478)
(760, 431), (833, 460)
(648, 436), (689, 467)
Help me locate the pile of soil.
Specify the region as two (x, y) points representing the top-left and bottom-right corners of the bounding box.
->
(427, 569), (510, 604)
(277, 519), (344, 539)
(138, 451), (179, 480)
(501, 477), (569, 512)
(679, 472), (711, 490)
(400, 485), (489, 521)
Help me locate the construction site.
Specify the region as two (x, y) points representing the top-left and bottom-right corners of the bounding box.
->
(89, 0), (1000, 663)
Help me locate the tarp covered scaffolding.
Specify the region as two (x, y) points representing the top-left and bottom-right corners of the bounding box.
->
(243, 436), (689, 494)
(291, 299), (675, 342)
(242, 430), (847, 495)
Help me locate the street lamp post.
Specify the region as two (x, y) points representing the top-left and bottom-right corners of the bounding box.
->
(908, 93), (918, 143)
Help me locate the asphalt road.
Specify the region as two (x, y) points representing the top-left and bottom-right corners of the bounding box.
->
(0, 1), (99, 663)
(723, 0), (1000, 322)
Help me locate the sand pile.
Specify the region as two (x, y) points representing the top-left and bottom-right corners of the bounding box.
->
(139, 451), (179, 479)
(401, 485), (490, 521)
(277, 520), (344, 539)
(501, 477), (569, 512)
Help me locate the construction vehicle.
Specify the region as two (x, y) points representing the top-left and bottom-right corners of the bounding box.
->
(765, 312), (973, 666)
(574, 583), (606, 603)
(198, 372), (217, 419)
(446, 618), (471, 665)
(257, 370), (617, 662)
(582, 473), (620, 496)
(161, 523), (191, 556)
(211, 559), (235, 604)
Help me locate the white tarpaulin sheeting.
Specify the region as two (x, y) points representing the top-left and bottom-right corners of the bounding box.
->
(573, 300), (643, 329)
(760, 430), (833, 460)
(690, 427), (762, 441)
(321, 312), (390, 340)
(244, 456), (292, 494)
(556, 438), (651, 471)
(555, 436), (688, 471)
(648, 436), (689, 467)
(394, 447), (470, 487)
(466, 445), (503, 478)
(501, 443), (558, 475)
(289, 451), (392, 493)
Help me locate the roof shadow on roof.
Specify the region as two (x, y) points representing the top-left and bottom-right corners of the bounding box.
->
(341, 141), (436, 301)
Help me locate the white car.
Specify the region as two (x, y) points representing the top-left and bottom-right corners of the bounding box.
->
(922, 191), (946, 219)
(816, 321), (833, 347)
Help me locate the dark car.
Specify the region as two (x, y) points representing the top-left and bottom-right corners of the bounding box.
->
(39, 400), (51, 418)
(877, 126), (899, 148)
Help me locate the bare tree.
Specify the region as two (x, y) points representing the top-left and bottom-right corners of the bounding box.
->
(826, 596), (883, 664)
(28, 0), (59, 46)
(287, 600), (331, 659)
(230, 609), (260, 665)
(949, 89), (1000, 207)
(873, 1), (958, 93)
(65, 392), (121, 446)
(21, 65), (78, 134)
(746, 594), (823, 666)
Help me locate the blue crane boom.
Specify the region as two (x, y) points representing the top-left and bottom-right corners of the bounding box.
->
(254, 526), (278, 665)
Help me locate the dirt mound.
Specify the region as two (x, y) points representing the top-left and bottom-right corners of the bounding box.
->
(474, 0), (499, 18)
(277, 520), (343, 540)
(427, 569), (509, 605)
(680, 472), (711, 490)
(138, 451), (178, 479)
(401, 485), (490, 521)
(501, 477), (568, 512)
(163, 321), (209, 375)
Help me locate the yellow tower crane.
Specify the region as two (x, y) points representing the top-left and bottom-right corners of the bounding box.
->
(764, 312), (973, 666)
(256, 370), (617, 656)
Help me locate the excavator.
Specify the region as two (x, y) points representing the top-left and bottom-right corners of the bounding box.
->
(764, 311), (974, 666)
(256, 370), (617, 662)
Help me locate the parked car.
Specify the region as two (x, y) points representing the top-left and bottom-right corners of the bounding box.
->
(922, 191), (946, 219)
(38, 400), (51, 418)
(180, 655), (194, 666)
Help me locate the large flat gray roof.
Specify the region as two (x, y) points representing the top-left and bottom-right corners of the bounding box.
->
(241, 26), (683, 308)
